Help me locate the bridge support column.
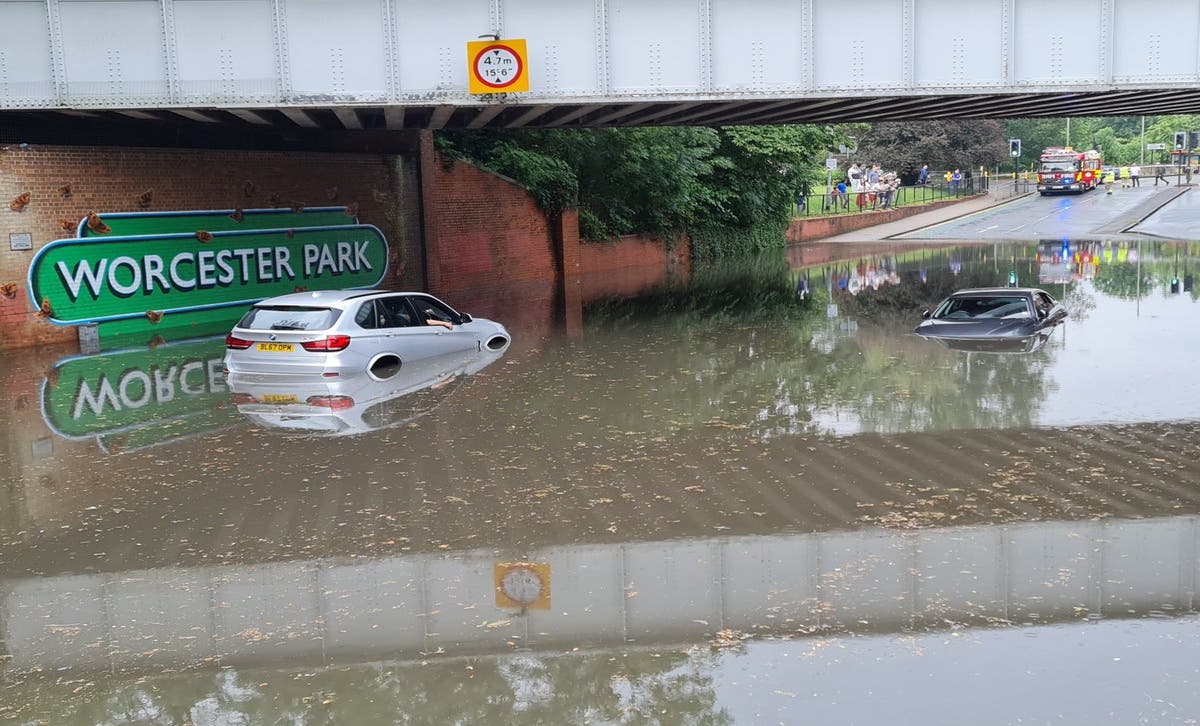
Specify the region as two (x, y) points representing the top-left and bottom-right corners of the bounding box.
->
(554, 209), (583, 339)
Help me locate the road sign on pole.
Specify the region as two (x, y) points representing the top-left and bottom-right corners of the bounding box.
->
(467, 39), (529, 94)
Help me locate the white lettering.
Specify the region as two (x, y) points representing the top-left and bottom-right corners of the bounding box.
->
(72, 377), (119, 419)
(317, 244), (336, 276)
(274, 247), (295, 279)
(153, 365), (177, 403)
(215, 250), (235, 285)
(170, 253), (196, 290)
(180, 361), (205, 395)
(256, 247), (274, 281)
(107, 256), (142, 297)
(354, 240), (372, 271)
(337, 242), (353, 273)
(303, 244), (320, 276)
(196, 251), (216, 288)
(118, 370), (152, 409)
(233, 248), (255, 283)
(55, 259), (107, 302)
(144, 255), (169, 293)
(206, 358), (226, 393)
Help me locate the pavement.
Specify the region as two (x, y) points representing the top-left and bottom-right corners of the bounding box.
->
(816, 188), (1032, 243)
(819, 182), (1196, 242)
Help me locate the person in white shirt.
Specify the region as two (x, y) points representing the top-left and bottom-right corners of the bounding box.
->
(1129, 164), (1141, 187)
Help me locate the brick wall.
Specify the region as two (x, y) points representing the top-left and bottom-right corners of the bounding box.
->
(0, 144), (421, 349)
(580, 235), (691, 303)
(784, 197), (974, 244)
(419, 133), (558, 295)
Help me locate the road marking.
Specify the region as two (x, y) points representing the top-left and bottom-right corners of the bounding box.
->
(978, 224), (999, 233)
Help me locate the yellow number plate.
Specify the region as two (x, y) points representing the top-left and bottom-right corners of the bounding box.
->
(261, 394), (299, 404)
(256, 342), (295, 353)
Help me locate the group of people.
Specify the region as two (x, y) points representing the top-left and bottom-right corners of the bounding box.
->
(1103, 164), (1156, 194)
(829, 162), (903, 211)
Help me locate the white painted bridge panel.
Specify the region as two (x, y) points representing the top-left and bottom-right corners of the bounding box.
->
(58, 0), (169, 103)
(174, 0), (277, 102)
(0, 2), (53, 103)
(0, 0), (1198, 116)
(913, 0), (1005, 88)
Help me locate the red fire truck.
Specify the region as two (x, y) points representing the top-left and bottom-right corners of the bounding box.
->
(1036, 147), (1102, 194)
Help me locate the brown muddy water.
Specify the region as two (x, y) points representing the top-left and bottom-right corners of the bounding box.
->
(3, 240), (1200, 724)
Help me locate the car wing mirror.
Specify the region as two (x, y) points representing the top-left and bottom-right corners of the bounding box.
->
(921, 310), (931, 319)
(458, 313), (472, 324)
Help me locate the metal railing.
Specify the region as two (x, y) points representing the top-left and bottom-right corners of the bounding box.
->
(793, 178), (988, 218)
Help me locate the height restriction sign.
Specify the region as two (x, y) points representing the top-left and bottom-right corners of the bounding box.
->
(467, 38), (529, 94)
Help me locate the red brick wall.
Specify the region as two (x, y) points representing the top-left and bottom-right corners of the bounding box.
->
(0, 144), (421, 349)
(580, 235), (691, 303)
(784, 197), (974, 244)
(419, 133), (558, 295)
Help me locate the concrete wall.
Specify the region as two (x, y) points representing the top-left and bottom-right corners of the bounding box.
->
(0, 144), (422, 349)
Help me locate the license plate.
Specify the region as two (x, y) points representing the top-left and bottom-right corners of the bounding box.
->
(256, 342), (294, 353)
(261, 394), (299, 404)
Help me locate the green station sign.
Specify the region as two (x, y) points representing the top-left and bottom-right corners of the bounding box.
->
(77, 206), (355, 238)
(29, 225), (388, 325)
(41, 336), (238, 442)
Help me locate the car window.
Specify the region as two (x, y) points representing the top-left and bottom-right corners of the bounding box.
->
(377, 296), (417, 328)
(238, 305), (340, 331)
(412, 296), (456, 325)
(354, 300), (378, 329)
(1035, 293), (1055, 316)
(933, 296), (1031, 320)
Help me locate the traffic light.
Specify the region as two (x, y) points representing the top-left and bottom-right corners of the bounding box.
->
(1171, 277), (1180, 294)
(1185, 275), (1194, 293)
(1007, 270), (1018, 287)
(1009, 139), (1021, 157)
(1190, 131), (1200, 150)
(1175, 131), (1186, 150)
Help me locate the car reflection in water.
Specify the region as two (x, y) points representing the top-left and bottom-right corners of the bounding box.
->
(927, 331), (1052, 354)
(914, 287), (1067, 344)
(226, 346), (505, 435)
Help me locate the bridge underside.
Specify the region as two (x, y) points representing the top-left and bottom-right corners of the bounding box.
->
(6, 88), (1200, 149)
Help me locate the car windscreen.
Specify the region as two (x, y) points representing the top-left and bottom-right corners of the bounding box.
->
(932, 296), (1032, 320)
(237, 305), (341, 331)
(1040, 160), (1079, 173)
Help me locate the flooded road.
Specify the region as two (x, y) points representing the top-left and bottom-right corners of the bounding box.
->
(3, 239), (1200, 724)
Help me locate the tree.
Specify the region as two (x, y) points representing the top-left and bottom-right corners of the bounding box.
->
(846, 120), (1007, 177)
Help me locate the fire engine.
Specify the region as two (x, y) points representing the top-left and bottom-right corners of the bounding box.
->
(1036, 147), (1102, 195)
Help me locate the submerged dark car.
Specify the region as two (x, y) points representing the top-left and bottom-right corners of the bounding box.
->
(914, 287), (1067, 340)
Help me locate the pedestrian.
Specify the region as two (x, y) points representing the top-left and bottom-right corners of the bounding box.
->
(1119, 166), (1130, 188)
(1103, 167), (1116, 194)
(1154, 166), (1170, 185)
(1130, 164), (1140, 187)
(834, 180), (848, 209)
(950, 169), (962, 191)
(917, 164), (929, 185)
(848, 163), (863, 193)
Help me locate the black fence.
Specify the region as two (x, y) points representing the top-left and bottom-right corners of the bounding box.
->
(794, 177), (989, 218)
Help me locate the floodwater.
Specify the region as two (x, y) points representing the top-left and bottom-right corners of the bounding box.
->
(3, 239), (1200, 724)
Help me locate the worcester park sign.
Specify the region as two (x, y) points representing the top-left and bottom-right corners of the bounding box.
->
(28, 207), (388, 326)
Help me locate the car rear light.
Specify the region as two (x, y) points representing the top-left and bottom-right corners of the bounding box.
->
(301, 335), (351, 352)
(306, 395), (354, 410)
(225, 334), (254, 350)
(230, 392), (257, 405)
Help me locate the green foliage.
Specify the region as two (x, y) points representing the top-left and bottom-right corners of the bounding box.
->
(690, 223), (790, 258)
(585, 253), (813, 328)
(845, 120), (1008, 175)
(487, 141), (579, 212)
(437, 124), (836, 251)
(1004, 115), (1200, 167)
